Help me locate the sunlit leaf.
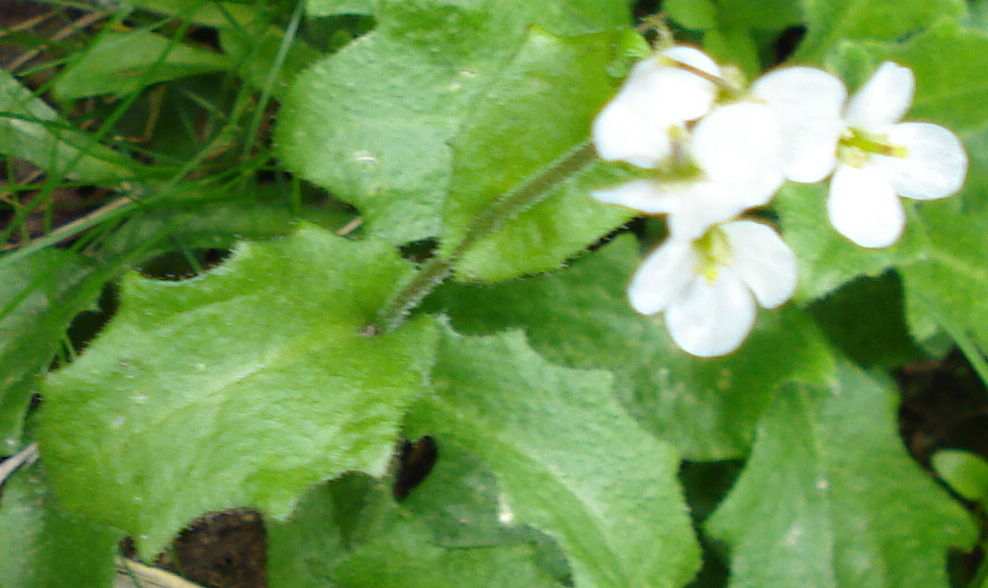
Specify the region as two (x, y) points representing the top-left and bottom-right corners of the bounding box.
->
(39, 226), (438, 557)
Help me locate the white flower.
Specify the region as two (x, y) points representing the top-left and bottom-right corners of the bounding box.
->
(593, 46), (721, 169)
(593, 101), (784, 239)
(750, 66), (847, 183)
(827, 62), (968, 248)
(629, 220), (797, 357)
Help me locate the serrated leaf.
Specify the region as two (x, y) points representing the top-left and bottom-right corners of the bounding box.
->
(53, 30), (231, 100)
(0, 250), (98, 451)
(0, 463), (123, 588)
(405, 327), (701, 588)
(0, 71), (137, 182)
(793, 0), (965, 62)
(424, 235), (834, 460)
(39, 226), (438, 558)
(333, 517), (565, 588)
(276, 0), (630, 245)
(705, 361), (976, 588)
(440, 27), (637, 281)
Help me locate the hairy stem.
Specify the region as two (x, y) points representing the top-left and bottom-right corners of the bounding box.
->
(367, 140), (598, 335)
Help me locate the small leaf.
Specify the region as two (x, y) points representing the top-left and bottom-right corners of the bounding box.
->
(706, 361), (976, 588)
(794, 0), (965, 61)
(0, 250), (98, 451)
(405, 327), (701, 588)
(39, 226), (438, 557)
(440, 27), (638, 281)
(665, 0), (718, 30)
(0, 463), (123, 588)
(54, 30), (230, 100)
(0, 71), (137, 182)
(932, 449), (988, 505)
(276, 0), (630, 244)
(425, 235), (834, 460)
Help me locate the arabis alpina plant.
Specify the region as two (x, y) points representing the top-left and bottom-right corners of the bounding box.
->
(628, 221), (797, 357)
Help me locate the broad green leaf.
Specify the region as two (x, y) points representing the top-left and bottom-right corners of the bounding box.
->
(424, 235), (833, 460)
(53, 30), (230, 100)
(0, 463), (123, 588)
(276, 0), (631, 245)
(665, 0), (717, 30)
(0, 250), (98, 451)
(0, 71), (137, 182)
(333, 518), (565, 588)
(267, 475), (565, 588)
(306, 0), (375, 16)
(793, 0), (965, 61)
(440, 28), (638, 281)
(706, 362), (976, 588)
(932, 450), (988, 505)
(39, 226), (438, 558)
(127, 0), (260, 28)
(405, 327), (701, 588)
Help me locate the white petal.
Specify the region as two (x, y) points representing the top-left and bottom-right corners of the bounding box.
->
(592, 179), (682, 214)
(827, 164), (905, 248)
(666, 269), (756, 357)
(844, 62), (914, 129)
(628, 238), (699, 315)
(872, 122), (968, 200)
(720, 220), (797, 308)
(692, 102), (784, 184)
(665, 176), (782, 239)
(752, 67), (846, 182)
(592, 93), (673, 168)
(658, 46), (722, 121)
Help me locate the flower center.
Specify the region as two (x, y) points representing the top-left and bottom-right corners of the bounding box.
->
(837, 127), (908, 167)
(694, 226), (731, 283)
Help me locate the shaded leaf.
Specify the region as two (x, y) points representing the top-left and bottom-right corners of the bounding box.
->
(405, 327), (701, 588)
(706, 362), (976, 588)
(54, 30), (230, 100)
(0, 70), (137, 182)
(39, 226), (438, 557)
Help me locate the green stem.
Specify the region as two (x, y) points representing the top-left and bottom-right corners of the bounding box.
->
(367, 140), (598, 335)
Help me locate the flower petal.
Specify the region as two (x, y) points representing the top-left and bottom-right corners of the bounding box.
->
(844, 61), (914, 129)
(752, 66), (846, 183)
(665, 176), (782, 239)
(592, 89), (673, 168)
(591, 179), (679, 214)
(827, 164), (905, 248)
(720, 220), (797, 308)
(657, 46), (722, 122)
(665, 269), (756, 357)
(872, 122), (968, 200)
(627, 238), (698, 315)
(692, 102), (784, 184)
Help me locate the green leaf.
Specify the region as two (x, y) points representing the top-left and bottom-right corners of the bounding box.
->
(39, 226), (438, 558)
(717, 0), (802, 30)
(333, 517), (565, 588)
(425, 235), (834, 460)
(440, 28), (638, 281)
(0, 463), (123, 588)
(126, 0), (260, 28)
(665, 0), (718, 30)
(706, 362), (977, 588)
(703, 24), (761, 79)
(306, 0), (376, 17)
(405, 327), (701, 588)
(53, 30), (230, 100)
(0, 250), (99, 451)
(808, 272), (926, 368)
(932, 449), (988, 505)
(0, 70), (137, 182)
(276, 0), (630, 245)
(793, 0), (965, 62)
(220, 24), (323, 98)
